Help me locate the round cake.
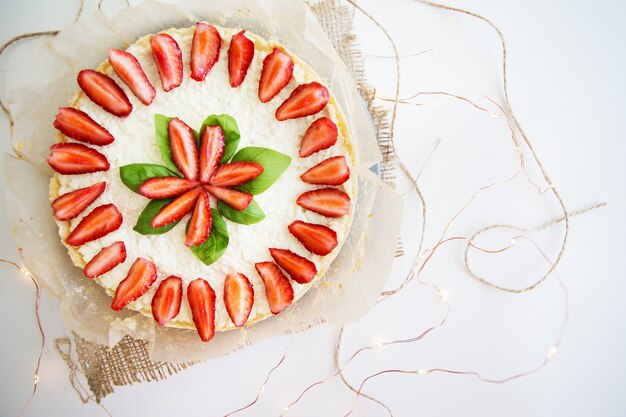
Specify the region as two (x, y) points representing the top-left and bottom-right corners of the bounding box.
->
(47, 23), (356, 341)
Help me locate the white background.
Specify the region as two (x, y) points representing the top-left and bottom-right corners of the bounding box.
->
(1, 0), (625, 416)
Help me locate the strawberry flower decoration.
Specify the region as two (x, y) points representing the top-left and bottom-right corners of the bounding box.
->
(141, 119), (262, 242)
(120, 114), (291, 265)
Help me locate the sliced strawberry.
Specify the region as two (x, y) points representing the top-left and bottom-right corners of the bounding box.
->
(288, 221), (338, 256)
(83, 241), (126, 278)
(269, 248), (317, 284)
(77, 69), (132, 117)
(296, 188), (350, 218)
(52, 181), (106, 221)
(275, 82), (329, 121)
(254, 262), (294, 314)
(66, 204), (123, 247)
(199, 125), (225, 182)
(111, 257), (157, 311)
(258, 48), (294, 103)
(191, 22), (221, 82)
(151, 275), (183, 326)
(53, 107), (114, 146)
(150, 33), (183, 92)
(169, 118), (199, 180)
(204, 185), (252, 211)
(138, 177), (198, 199)
(187, 278), (216, 342)
(299, 117), (338, 158)
(108, 49), (156, 105)
(300, 156), (350, 185)
(186, 190), (211, 247)
(208, 161), (263, 187)
(151, 187), (200, 228)
(228, 30), (255, 87)
(47, 143), (110, 175)
(223, 273), (254, 327)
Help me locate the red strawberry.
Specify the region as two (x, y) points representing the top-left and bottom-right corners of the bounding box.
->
(77, 69), (132, 117)
(288, 221), (338, 256)
(300, 156), (350, 185)
(169, 118), (199, 180)
(151, 275), (183, 326)
(296, 188), (350, 218)
(187, 278), (216, 342)
(299, 117), (338, 157)
(254, 262), (294, 314)
(139, 177), (199, 199)
(228, 30), (254, 87)
(258, 48), (294, 103)
(186, 190), (211, 247)
(108, 49), (156, 105)
(151, 187), (201, 228)
(52, 181), (106, 221)
(111, 257), (157, 311)
(204, 185), (252, 211)
(47, 143), (110, 175)
(269, 248), (317, 284)
(199, 125), (225, 182)
(150, 33), (183, 92)
(275, 82), (329, 121)
(66, 204), (123, 247)
(223, 273), (254, 327)
(53, 107), (114, 146)
(83, 241), (126, 278)
(209, 161), (263, 187)
(191, 22), (221, 82)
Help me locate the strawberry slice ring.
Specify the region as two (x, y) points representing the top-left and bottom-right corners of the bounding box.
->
(48, 24), (357, 342)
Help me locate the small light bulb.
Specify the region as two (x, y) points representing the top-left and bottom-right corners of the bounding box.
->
(417, 369), (427, 375)
(371, 338), (385, 349)
(546, 346), (558, 359)
(509, 238), (517, 245)
(259, 385), (265, 393)
(33, 374), (39, 385)
(438, 289), (448, 301)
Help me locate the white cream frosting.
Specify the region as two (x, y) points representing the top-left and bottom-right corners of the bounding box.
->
(53, 25), (356, 331)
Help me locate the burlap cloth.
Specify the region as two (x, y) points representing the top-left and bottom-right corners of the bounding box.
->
(52, 0), (398, 402)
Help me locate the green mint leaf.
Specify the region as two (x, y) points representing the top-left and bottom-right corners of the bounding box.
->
(200, 114), (241, 163)
(188, 209), (229, 265)
(154, 114), (180, 174)
(230, 147), (292, 195)
(119, 163), (180, 194)
(155, 114), (199, 173)
(217, 199), (265, 225)
(133, 199), (180, 235)
(193, 129), (200, 147)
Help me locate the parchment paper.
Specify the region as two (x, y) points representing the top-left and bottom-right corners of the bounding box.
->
(3, 0), (402, 363)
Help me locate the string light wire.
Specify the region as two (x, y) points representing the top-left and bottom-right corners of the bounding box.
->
(341, 235), (572, 416)
(0, 259), (44, 417)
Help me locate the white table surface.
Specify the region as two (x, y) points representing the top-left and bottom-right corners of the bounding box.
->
(1, 0), (624, 416)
